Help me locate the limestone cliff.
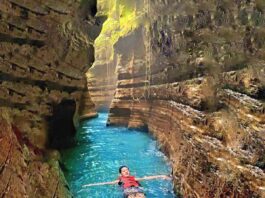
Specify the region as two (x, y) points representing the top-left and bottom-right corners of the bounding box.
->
(0, 0), (100, 196)
(93, 0), (265, 197)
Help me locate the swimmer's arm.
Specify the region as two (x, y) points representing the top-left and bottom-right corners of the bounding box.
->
(136, 175), (172, 181)
(82, 175), (172, 187)
(83, 180), (119, 187)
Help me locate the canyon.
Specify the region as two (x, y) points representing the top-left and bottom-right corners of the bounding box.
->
(0, 0), (265, 197)
(89, 0), (265, 197)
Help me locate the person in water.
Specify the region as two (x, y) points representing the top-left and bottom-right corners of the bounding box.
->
(118, 165), (145, 198)
(83, 165), (171, 198)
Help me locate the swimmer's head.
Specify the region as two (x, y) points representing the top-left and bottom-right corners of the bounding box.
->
(119, 165), (130, 177)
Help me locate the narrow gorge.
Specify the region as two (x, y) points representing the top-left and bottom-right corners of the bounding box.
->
(1, 0), (265, 198)
(89, 0), (265, 197)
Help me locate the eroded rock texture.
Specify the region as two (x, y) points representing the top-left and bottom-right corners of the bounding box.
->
(0, 0), (100, 196)
(0, 109), (70, 197)
(93, 0), (265, 197)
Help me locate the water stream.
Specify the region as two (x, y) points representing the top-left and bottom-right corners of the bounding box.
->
(61, 113), (176, 198)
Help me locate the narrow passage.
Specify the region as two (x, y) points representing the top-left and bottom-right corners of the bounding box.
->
(62, 113), (176, 197)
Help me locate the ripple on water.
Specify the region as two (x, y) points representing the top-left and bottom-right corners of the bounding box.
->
(62, 113), (176, 198)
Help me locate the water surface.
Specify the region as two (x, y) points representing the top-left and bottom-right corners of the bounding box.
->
(62, 113), (176, 198)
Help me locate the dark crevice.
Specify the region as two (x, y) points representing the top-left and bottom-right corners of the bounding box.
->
(79, 0), (97, 18)
(47, 99), (77, 149)
(0, 98), (27, 109)
(221, 83), (265, 100)
(0, 33), (45, 47)
(90, 0), (97, 17)
(0, 72), (83, 93)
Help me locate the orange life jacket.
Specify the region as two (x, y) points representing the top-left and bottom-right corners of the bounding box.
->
(118, 176), (140, 189)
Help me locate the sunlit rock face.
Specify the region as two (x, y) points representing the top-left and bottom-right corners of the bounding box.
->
(0, 0), (100, 196)
(86, 0), (145, 110)
(96, 0), (265, 197)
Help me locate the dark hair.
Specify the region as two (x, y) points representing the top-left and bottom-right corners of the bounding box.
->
(119, 165), (128, 173)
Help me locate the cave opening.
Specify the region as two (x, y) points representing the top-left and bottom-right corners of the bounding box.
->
(47, 99), (77, 149)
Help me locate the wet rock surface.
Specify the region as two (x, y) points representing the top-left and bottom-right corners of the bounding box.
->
(0, 0), (99, 196)
(92, 0), (265, 197)
(0, 108), (71, 198)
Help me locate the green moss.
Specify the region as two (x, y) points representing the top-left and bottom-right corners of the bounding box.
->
(94, 0), (145, 64)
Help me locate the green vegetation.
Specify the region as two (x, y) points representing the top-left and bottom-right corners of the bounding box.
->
(94, 0), (146, 65)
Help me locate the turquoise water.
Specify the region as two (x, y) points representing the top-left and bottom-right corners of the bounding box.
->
(61, 113), (176, 198)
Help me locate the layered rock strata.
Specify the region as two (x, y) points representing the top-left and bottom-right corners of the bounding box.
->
(0, 0), (100, 196)
(93, 0), (265, 197)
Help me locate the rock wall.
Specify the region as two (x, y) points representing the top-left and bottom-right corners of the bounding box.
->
(94, 0), (265, 197)
(0, 0), (100, 196)
(0, 108), (70, 197)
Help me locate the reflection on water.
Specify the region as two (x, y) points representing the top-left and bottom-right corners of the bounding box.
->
(61, 113), (176, 198)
